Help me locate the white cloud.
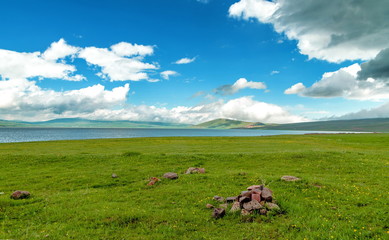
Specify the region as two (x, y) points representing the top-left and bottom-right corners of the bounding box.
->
(110, 42), (154, 57)
(284, 64), (389, 100)
(0, 78), (129, 121)
(215, 78), (266, 95)
(174, 57), (196, 64)
(270, 70), (280, 75)
(196, 0), (209, 3)
(0, 44), (83, 81)
(76, 96), (307, 124)
(334, 101), (389, 120)
(229, 0), (389, 63)
(79, 45), (158, 81)
(42, 38), (79, 61)
(160, 70), (178, 80)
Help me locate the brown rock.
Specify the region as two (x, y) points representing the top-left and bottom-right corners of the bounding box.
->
(240, 190), (249, 195)
(265, 202), (280, 210)
(230, 201), (241, 212)
(147, 177), (161, 186)
(212, 208), (226, 219)
(259, 209), (268, 215)
(251, 191), (261, 202)
(206, 203), (214, 209)
(111, 173), (118, 178)
(261, 187), (273, 202)
(247, 185), (263, 191)
(241, 209), (251, 216)
(238, 196), (251, 204)
(219, 203), (228, 209)
(185, 167), (206, 174)
(226, 196), (237, 203)
(163, 172), (178, 179)
(281, 175), (301, 181)
(213, 196), (225, 202)
(10, 190), (30, 200)
(243, 200), (262, 211)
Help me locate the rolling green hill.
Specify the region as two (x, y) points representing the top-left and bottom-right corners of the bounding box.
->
(259, 118), (389, 132)
(194, 118), (263, 129)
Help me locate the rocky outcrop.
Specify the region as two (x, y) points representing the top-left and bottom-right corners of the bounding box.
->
(10, 190), (30, 200)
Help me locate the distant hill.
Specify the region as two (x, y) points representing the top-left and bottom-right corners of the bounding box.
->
(0, 118), (189, 128)
(258, 118), (389, 132)
(194, 118), (263, 129)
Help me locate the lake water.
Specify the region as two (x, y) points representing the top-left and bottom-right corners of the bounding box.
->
(0, 128), (343, 143)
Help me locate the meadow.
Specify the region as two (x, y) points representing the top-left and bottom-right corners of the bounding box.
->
(0, 134), (388, 239)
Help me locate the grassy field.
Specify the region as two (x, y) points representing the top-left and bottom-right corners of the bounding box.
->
(0, 134), (388, 239)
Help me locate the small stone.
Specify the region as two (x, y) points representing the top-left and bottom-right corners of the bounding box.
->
(226, 196), (237, 203)
(241, 209), (251, 216)
(10, 190), (30, 200)
(212, 208), (226, 219)
(238, 196), (251, 204)
(163, 172), (178, 179)
(241, 190), (249, 195)
(213, 196), (225, 202)
(185, 167), (206, 174)
(111, 173), (118, 178)
(243, 200), (262, 211)
(247, 185), (263, 191)
(281, 175), (301, 181)
(259, 209), (268, 215)
(251, 191), (261, 202)
(206, 203), (214, 209)
(261, 187), (273, 202)
(265, 202), (280, 210)
(147, 177), (161, 186)
(219, 203), (228, 209)
(230, 201), (241, 212)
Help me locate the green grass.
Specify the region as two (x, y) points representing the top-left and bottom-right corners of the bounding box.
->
(0, 134), (388, 239)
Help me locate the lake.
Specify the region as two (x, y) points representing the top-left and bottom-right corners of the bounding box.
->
(0, 128), (349, 143)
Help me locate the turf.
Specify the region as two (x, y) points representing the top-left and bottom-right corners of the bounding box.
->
(0, 134), (388, 239)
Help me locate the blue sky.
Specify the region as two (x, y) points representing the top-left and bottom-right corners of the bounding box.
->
(1, 0), (389, 123)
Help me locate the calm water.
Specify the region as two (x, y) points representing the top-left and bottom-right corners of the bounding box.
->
(0, 128), (342, 143)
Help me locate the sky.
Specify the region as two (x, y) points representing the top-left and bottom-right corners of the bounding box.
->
(1, 0), (389, 124)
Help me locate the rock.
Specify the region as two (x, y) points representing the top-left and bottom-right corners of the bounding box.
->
(212, 208), (226, 219)
(111, 173), (118, 178)
(259, 209), (268, 215)
(281, 175), (301, 181)
(251, 191), (261, 202)
(230, 201), (241, 212)
(240, 191), (252, 199)
(185, 167), (206, 174)
(206, 203), (214, 209)
(243, 200), (262, 211)
(265, 202), (280, 210)
(261, 187), (273, 202)
(147, 177), (161, 186)
(163, 172), (178, 179)
(247, 185), (263, 191)
(241, 190), (249, 195)
(238, 196), (251, 204)
(213, 196), (225, 202)
(219, 203), (228, 209)
(241, 209), (251, 216)
(10, 190), (30, 200)
(226, 196), (237, 203)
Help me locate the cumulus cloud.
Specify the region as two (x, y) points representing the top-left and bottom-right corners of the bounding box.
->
(160, 70), (178, 80)
(0, 40), (83, 81)
(284, 64), (389, 100)
(41, 38), (79, 61)
(0, 78), (129, 121)
(79, 44), (158, 82)
(74, 96), (307, 124)
(229, 0), (389, 63)
(334, 102), (389, 120)
(358, 48), (389, 81)
(174, 57), (196, 64)
(215, 78), (266, 95)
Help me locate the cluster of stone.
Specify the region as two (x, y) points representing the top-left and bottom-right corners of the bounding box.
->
(185, 167), (205, 174)
(10, 190), (30, 200)
(147, 167), (205, 186)
(209, 185), (280, 219)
